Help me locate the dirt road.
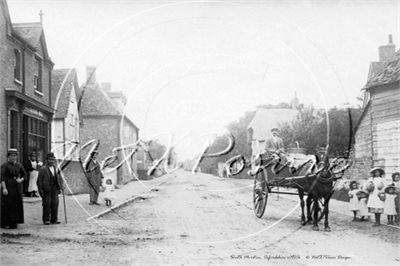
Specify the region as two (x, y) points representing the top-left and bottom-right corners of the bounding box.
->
(1, 170), (399, 265)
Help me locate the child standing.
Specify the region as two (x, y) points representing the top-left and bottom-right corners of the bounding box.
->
(383, 184), (397, 225)
(348, 181), (360, 221)
(356, 186), (370, 221)
(103, 178), (116, 207)
(366, 167), (386, 227)
(392, 172), (400, 224)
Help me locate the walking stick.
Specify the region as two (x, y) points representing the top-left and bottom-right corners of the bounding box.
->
(58, 167), (68, 225)
(62, 187), (67, 224)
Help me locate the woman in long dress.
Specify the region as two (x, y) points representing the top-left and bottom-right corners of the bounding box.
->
(1, 149), (27, 229)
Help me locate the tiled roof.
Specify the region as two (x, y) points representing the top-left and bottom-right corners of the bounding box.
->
(12, 23), (42, 50)
(364, 49), (400, 90)
(51, 69), (79, 118)
(80, 82), (121, 116)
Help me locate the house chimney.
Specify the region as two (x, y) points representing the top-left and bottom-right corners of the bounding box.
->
(102, 82), (112, 92)
(86, 66), (96, 84)
(379, 34), (396, 62)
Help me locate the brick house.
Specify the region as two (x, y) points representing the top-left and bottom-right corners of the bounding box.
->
(80, 66), (139, 185)
(0, 0), (55, 163)
(351, 35), (400, 181)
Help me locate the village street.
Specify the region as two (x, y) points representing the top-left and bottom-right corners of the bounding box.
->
(1, 169), (399, 266)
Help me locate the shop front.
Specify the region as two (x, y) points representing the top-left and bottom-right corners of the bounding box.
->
(6, 89), (54, 162)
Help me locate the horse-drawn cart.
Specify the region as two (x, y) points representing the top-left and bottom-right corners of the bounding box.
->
(250, 152), (351, 231)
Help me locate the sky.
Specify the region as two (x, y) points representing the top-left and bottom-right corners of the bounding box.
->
(7, 0), (400, 160)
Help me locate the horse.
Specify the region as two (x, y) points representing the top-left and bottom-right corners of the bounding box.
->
(295, 154), (351, 231)
(252, 151), (349, 232)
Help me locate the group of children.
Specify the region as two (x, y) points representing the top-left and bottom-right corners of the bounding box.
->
(348, 168), (400, 226)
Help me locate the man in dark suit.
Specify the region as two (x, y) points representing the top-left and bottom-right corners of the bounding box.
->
(86, 150), (104, 205)
(37, 152), (64, 225)
(265, 127), (288, 166)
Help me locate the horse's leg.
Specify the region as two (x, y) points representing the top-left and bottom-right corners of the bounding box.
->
(312, 194), (319, 231)
(324, 193), (333, 232)
(324, 201), (331, 232)
(299, 189), (306, 225)
(306, 194), (313, 224)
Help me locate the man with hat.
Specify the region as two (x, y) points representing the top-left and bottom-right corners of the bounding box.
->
(1, 149), (27, 229)
(37, 152), (64, 225)
(265, 127), (288, 167)
(85, 150), (104, 205)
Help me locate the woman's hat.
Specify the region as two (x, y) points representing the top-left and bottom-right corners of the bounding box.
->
(369, 167), (385, 176)
(392, 172), (400, 179)
(46, 152), (56, 159)
(384, 184), (396, 194)
(271, 127), (279, 132)
(7, 148), (18, 155)
(29, 152), (36, 156)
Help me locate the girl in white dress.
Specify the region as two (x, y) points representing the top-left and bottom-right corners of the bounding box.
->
(383, 185), (397, 225)
(103, 178), (116, 207)
(366, 167), (386, 227)
(348, 181), (360, 221)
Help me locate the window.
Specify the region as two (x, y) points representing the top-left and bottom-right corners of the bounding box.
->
(34, 58), (42, 92)
(14, 50), (21, 82)
(26, 117), (46, 164)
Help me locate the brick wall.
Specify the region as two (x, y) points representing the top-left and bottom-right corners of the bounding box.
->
(22, 51), (51, 105)
(0, 1), (7, 163)
(342, 156), (373, 181)
(59, 160), (89, 195)
(80, 116), (136, 185)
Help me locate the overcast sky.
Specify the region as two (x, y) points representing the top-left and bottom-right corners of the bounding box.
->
(7, 0), (399, 160)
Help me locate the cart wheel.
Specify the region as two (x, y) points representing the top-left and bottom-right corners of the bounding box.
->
(253, 169), (268, 218)
(310, 198), (324, 222)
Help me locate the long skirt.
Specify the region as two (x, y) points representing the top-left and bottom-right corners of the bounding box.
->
(1, 179), (24, 227)
(28, 170), (39, 192)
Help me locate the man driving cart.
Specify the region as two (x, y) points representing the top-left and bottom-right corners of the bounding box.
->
(265, 127), (289, 167)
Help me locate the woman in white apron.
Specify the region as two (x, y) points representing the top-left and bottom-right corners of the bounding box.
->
(27, 153), (42, 197)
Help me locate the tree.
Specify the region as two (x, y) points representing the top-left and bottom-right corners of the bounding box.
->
(200, 110), (256, 170)
(314, 107), (363, 156)
(256, 102), (291, 110)
(280, 105), (363, 156)
(148, 140), (167, 160)
(279, 104), (324, 155)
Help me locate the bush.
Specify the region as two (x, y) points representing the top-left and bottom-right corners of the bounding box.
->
(332, 186), (350, 202)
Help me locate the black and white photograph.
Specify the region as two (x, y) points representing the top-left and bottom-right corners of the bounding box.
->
(0, 0), (399, 265)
